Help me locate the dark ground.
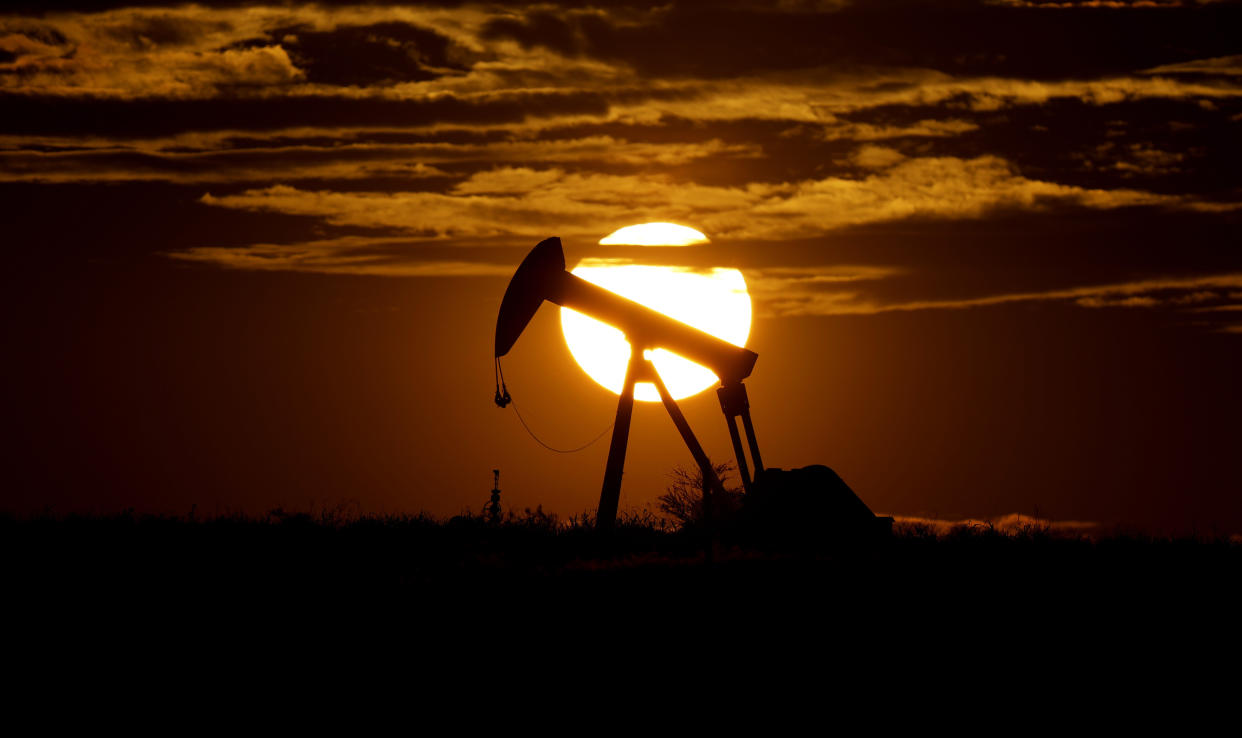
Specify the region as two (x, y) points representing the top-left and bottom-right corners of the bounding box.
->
(6, 509), (1239, 685)
(6, 509), (1237, 608)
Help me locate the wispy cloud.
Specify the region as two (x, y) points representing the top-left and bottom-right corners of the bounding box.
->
(195, 155), (1197, 243)
(171, 236), (515, 278)
(0, 135), (753, 184)
(892, 514), (1101, 538)
(1143, 54), (1242, 76)
(0, 6), (493, 98)
(753, 270), (1242, 318)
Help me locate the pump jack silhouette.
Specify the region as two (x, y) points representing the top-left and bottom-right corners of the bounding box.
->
(496, 236), (889, 539)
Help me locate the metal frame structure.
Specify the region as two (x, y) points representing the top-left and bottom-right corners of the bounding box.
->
(495, 237), (765, 529)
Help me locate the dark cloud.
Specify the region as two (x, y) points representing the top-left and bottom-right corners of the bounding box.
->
(229, 21), (477, 86)
(99, 11), (227, 49)
(0, 133), (753, 186)
(839, 97), (1242, 198)
(0, 145), (454, 184)
(3, 23), (70, 47)
(817, 207), (1242, 280)
(481, 11), (581, 57)
(0, 0), (698, 10)
(0, 91), (610, 138)
(483, 4), (1242, 80)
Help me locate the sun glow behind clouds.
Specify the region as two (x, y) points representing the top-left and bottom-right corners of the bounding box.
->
(560, 224), (751, 402)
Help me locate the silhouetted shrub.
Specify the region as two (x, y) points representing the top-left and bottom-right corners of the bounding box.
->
(657, 462), (743, 528)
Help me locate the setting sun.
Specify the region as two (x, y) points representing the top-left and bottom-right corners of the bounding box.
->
(598, 222), (710, 246)
(560, 224), (751, 401)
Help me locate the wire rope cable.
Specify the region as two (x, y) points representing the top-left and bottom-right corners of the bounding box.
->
(509, 396), (615, 454)
(494, 356), (614, 454)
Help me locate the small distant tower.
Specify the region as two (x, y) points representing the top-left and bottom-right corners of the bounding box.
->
(484, 469), (502, 524)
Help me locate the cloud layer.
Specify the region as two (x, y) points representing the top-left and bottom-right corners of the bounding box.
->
(3, 1), (1240, 328)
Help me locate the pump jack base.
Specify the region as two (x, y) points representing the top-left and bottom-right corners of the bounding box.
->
(738, 465), (893, 546)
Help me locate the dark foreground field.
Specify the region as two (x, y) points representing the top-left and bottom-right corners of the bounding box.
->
(6, 509), (1238, 613)
(6, 508), (1242, 681)
(7, 509), (1234, 701)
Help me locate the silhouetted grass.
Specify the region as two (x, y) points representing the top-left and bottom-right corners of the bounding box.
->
(1, 507), (1236, 640)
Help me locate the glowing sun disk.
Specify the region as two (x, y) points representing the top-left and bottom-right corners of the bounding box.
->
(560, 225), (750, 402)
(598, 222), (708, 246)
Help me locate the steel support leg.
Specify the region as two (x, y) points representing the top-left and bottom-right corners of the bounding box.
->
(724, 413), (754, 494)
(647, 361), (726, 498)
(740, 408), (764, 476)
(597, 351), (638, 530)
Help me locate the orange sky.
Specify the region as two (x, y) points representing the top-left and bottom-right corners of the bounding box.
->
(2, 0), (1240, 534)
